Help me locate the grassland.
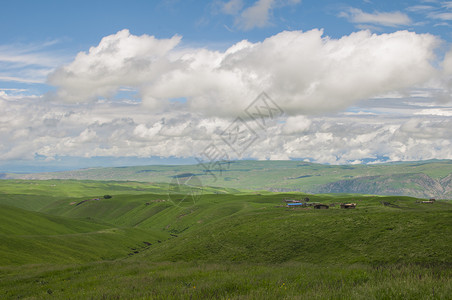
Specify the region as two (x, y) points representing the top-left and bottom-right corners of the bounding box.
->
(7, 159), (452, 198)
(0, 179), (451, 299)
(2, 261), (450, 299)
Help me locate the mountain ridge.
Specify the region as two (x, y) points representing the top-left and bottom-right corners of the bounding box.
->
(4, 160), (452, 199)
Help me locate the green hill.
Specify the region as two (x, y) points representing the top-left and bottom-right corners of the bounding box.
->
(2, 181), (450, 266)
(0, 203), (168, 265)
(143, 197), (452, 265)
(0, 204), (107, 236)
(6, 160), (452, 198)
(0, 180), (451, 299)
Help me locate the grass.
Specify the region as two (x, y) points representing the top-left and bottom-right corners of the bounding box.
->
(142, 199), (452, 265)
(0, 179), (451, 298)
(1, 261), (450, 299)
(0, 204), (168, 266)
(0, 204), (118, 236)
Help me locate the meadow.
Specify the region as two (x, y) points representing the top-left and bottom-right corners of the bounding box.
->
(8, 159), (452, 198)
(0, 179), (451, 299)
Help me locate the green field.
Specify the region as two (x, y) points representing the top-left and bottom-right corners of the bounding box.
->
(0, 179), (451, 299)
(7, 159), (452, 199)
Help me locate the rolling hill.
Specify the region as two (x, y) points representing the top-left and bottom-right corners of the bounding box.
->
(0, 179), (451, 298)
(0, 204), (168, 265)
(1, 180), (451, 266)
(5, 160), (452, 198)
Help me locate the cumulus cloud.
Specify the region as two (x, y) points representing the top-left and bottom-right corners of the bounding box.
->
(17, 28), (448, 165)
(48, 29), (181, 103)
(282, 116), (311, 134)
(340, 8), (412, 27)
(49, 29), (440, 117)
(428, 46), (452, 103)
(2, 89), (452, 164)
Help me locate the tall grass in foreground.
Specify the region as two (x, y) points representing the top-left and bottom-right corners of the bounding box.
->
(1, 261), (450, 299)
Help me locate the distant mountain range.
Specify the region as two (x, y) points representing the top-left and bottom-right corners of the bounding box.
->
(3, 160), (452, 199)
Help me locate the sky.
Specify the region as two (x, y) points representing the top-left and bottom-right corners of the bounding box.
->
(1, 0), (452, 172)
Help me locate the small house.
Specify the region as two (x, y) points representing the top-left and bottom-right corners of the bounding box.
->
(284, 198), (300, 203)
(314, 204), (329, 209)
(340, 203), (357, 209)
(287, 202), (304, 208)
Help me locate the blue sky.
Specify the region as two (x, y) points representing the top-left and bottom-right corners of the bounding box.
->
(1, 0), (452, 172)
(2, 0), (452, 92)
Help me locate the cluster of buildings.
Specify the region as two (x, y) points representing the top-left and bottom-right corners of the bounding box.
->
(284, 198), (356, 210)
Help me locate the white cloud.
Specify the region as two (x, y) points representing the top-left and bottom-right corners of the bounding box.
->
(442, 1), (452, 9)
(414, 108), (452, 116)
(282, 116), (311, 134)
(406, 5), (435, 12)
(49, 29), (440, 118)
(1, 28), (447, 164)
(0, 41), (67, 84)
(219, 0), (300, 30)
(408, 1), (452, 23)
(2, 90), (452, 163)
(340, 8), (412, 27)
(235, 0), (275, 30)
(354, 24), (383, 32)
(0, 75), (44, 84)
(222, 0), (244, 15)
(0, 41), (60, 67)
(48, 29), (182, 103)
(428, 11), (452, 20)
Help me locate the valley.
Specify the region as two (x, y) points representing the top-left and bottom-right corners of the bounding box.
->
(0, 178), (451, 298)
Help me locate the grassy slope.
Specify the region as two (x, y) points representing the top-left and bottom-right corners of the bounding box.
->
(1, 180), (451, 266)
(141, 196), (452, 265)
(4, 181), (450, 266)
(2, 261), (450, 299)
(0, 203), (168, 265)
(40, 193), (259, 232)
(0, 180), (451, 298)
(0, 204), (108, 236)
(0, 193), (62, 211)
(0, 180), (251, 266)
(0, 179), (176, 198)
